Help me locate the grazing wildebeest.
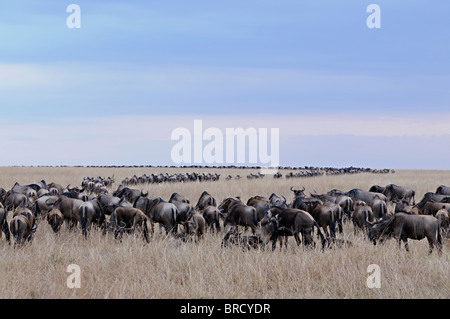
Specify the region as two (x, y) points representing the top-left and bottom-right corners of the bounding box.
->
(10, 215), (33, 247)
(218, 197), (258, 234)
(13, 205), (37, 232)
(52, 196), (85, 229)
(435, 209), (450, 235)
(79, 199), (105, 237)
(147, 198), (178, 235)
(265, 206), (326, 250)
(323, 201), (344, 234)
(183, 212), (206, 242)
(351, 200), (376, 234)
(371, 195), (388, 219)
(34, 195), (59, 218)
(113, 187), (146, 205)
(202, 205), (221, 233)
(47, 206), (64, 233)
(417, 192), (448, 210)
(97, 194), (122, 215)
(4, 190), (28, 211)
(346, 189), (387, 206)
(394, 200), (421, 215)
(195, 191), (217, 211)
(168, 197), (195, 226)
(383, 184), (416, 204)
(110, 207), (150, 243)
(310, 202), (336, 240)
(247, 196), (271, 222)
(366, 213), (442, 255)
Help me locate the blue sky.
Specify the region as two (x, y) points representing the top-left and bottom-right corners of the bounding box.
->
(0, 1), (449, 168)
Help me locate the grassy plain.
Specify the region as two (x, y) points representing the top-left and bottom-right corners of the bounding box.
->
(0, 167), (448, 299)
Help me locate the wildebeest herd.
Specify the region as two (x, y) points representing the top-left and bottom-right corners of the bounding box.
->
(0, 177), (448, 256)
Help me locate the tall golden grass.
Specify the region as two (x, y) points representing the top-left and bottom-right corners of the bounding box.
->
(0, 167), (448, 299)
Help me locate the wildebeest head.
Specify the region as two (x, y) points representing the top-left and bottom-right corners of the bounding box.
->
(290, 186), (306, 197)
(365, 214), (395, 245)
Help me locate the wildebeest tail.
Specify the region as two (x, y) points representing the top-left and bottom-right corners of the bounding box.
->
(80, 206), (87, 236)
(13, 218), (21, 246)
(329, 208), (336, 239)
(171, 206), (177, 233)
(215, 211), (221, 232)
(34, 201), (40, 218)
(437, 224), (442, 246)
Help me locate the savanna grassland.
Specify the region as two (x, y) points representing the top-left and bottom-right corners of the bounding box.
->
(0, 166), (448, 299)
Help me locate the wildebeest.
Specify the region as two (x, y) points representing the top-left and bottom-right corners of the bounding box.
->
(369, 185), (386, 194)
(110, 207), (150, 243)
(417, 192), (449, 210)
(113, 186), (146, 205)
(435, 185), (450, 196)
(79, 199), (105, 237)
(34, 195), (59, 218)
(169, 192), (190, 204)
(310, 202), (336, 239)
(346, 189), (387, 206)
(147, 198), (178, 235)
(168, 197), (195, 226)
(265, 206), (326, 250)
(202, 205), (221, 233)
(366, 213), (442, 255)
(10, 214), (33, 247)
(183, 212), (206, 241)
(383, 184), (416, 204)
(4, 190), (28, 211)
(422, 202), (450, 216)
(0, 203), (10, 243)
(371, 195), (388, 219)
(268, 193), (288, 208)
(247, 196), (271, 222)
(351, 200), (376, 234)
(218, 197), (258, 234)
(221, 226), (266, 250)
(97, 194), (122, 215)
(47, 206), (64, 233)
(394, 200), (421, 215)
(195, 191), (217, 211)
(10, 205), (37, 246)
(435, 209), (450, 235)
(52, 196), (85, 229)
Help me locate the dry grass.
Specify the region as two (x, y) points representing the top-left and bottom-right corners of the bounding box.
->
(0, 167), (449, 299)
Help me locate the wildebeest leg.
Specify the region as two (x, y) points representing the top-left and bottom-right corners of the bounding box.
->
(403, 238), (410, 252)
(250, 224), (257, 235)
(294, 233), (301, 246)
(284, 236), (289, 249)
(2, 221), (10, 243)
(427, 237), (435, 255)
